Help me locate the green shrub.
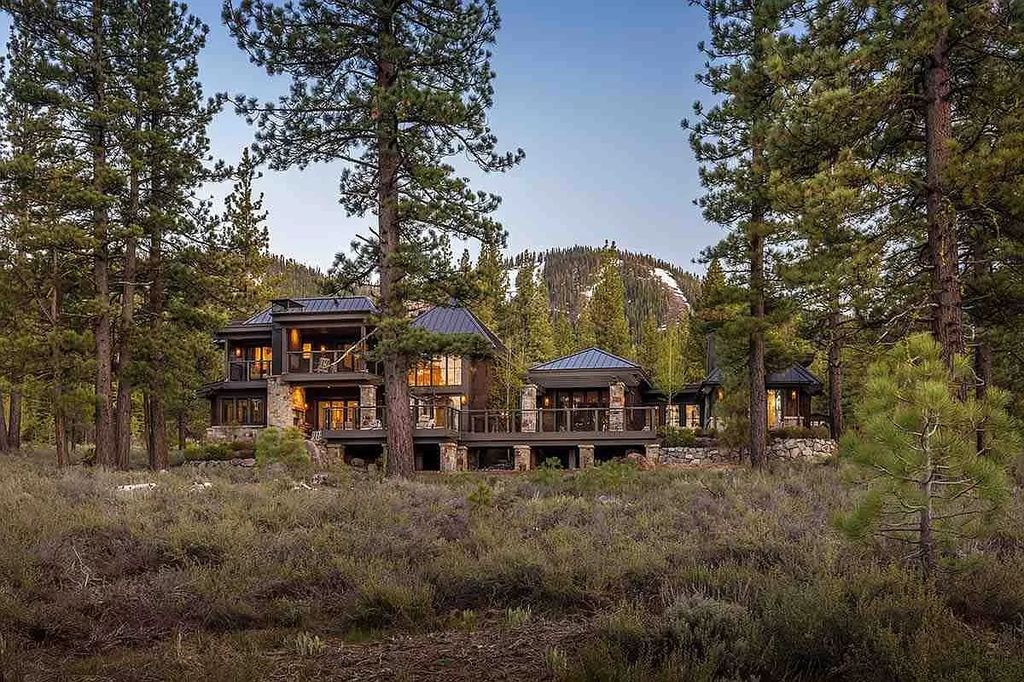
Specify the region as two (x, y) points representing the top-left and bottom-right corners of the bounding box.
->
(181, 440), (256, 463)
(528, 457), (563, 486)
(184, 443), (230, 462)
(254, 427), (310, 471)
(467, 480), (495, 511)
(658, 426), (697, 447)
(571, 459), (640, 493)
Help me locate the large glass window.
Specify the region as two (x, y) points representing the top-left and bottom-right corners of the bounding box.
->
(218, 397), (265, 426)
(408, 356), (463, 387)
(318, 400), (359, 430)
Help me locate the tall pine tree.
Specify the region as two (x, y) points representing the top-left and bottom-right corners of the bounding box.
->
(688, 0), (801, 467)
(589, 244), (632, 357)
(226, 0), (522, 477)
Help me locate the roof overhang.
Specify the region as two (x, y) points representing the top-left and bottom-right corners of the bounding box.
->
(214, 324), (272, 342)
(528, 368), (651, 390)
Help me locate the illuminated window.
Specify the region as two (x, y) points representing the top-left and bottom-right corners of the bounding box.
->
(766, 390), (783, 428)
(685, 404), (700, 428)
(218, 397), (265, 426)
(408, 356), (463, 387)
(318, 400), (358, 430)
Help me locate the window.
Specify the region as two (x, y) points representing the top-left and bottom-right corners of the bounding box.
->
(408, 356), (463, 387)
(229, 345), (273, 380)
(766, 390), (783, 428)
(318, 400), (358, 430)
(685, 404), (700, 428)
(217, 397), (265, 426)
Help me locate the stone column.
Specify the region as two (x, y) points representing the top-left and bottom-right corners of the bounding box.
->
(457, 445), (469, 471)
(578, 443), (595, 469)
(440, 441), (459, 472)
(513, 444), (532, 471)
(359, 384), (377, 428)
(644, 443), (661, 468)
(609, 381), (625, 431)
(266, 376), (293, 429)
(521, 384), (538, 433)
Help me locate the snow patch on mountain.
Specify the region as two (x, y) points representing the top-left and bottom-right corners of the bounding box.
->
(651, 267), (691, 312)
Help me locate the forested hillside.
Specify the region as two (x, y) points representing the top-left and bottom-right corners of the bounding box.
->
(512, 245), (699, 332)
(266, 255), (328, 301)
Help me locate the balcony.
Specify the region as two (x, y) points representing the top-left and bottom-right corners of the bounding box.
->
(303, 405), (662, 443)
(286, 348), (378, 376)
(459, 407), (659, 435)
(227, 360), (271, 382)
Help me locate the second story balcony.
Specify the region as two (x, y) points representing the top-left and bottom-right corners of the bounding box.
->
(227, 359), (272, 382)
(286, 347), (378, 376)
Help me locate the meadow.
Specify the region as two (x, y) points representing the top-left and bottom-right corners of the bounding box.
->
(0, 454), (1022, 681)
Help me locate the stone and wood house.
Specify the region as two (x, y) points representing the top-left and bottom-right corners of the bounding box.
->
(201, 296), (825, 471)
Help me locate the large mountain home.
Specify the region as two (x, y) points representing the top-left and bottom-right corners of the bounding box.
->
(201, 296), (824, 470)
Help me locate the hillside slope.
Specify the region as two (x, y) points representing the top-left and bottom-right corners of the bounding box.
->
(512, 245), (699, 330)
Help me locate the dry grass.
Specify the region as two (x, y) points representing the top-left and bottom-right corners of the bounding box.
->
(0, 454), (1022, 680)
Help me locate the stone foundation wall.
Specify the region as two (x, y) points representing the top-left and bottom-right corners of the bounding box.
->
(206, 425), (263, 443)
(184, 457), (256, 468)
(660, 438), (836, 467)
(768, 438), (836, 463)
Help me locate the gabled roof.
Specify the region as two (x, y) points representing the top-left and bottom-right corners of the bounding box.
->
(766, 363), (822, 386)
(531, 347), (641, 372)
(242, 296), (378, 325)
(412, 304), (505, 350)
(701, 364), (822, 388)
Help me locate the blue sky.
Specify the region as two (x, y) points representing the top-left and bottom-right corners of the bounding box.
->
(9, 1), (718, 273)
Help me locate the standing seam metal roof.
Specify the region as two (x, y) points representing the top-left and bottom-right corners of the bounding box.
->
(530, 347), (641, 372)
(411, 305), (503, 348)
(702, 364), (822, 386)
(242, 296), (378, 325)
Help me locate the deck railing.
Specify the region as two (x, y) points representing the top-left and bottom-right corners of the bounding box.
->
(315, 405), (462, 433)
(287, 348), (373, 374)
(227, 359), (272, 382)
(458, 406), (660, 434)
(313, 405), (661, 435)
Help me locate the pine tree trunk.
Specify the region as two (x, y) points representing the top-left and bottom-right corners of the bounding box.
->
(377, 12), (415, 478)
(55, 411), (67, 467)
(924, 0), (964, 371)
(145, 93), (168, 470)
(748, 239), (767, 469)
(146, 392), (168, 470)
(177, 412), (186, 450)
(115, 167), (140, 470)
(0, 389), (9, 453)
(51, 249), (67, 467)
(748, 138), (768, 469)
(91, 0), (115, 467)
(827, 307), (844, 441)
(8, 390), (21, 450)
